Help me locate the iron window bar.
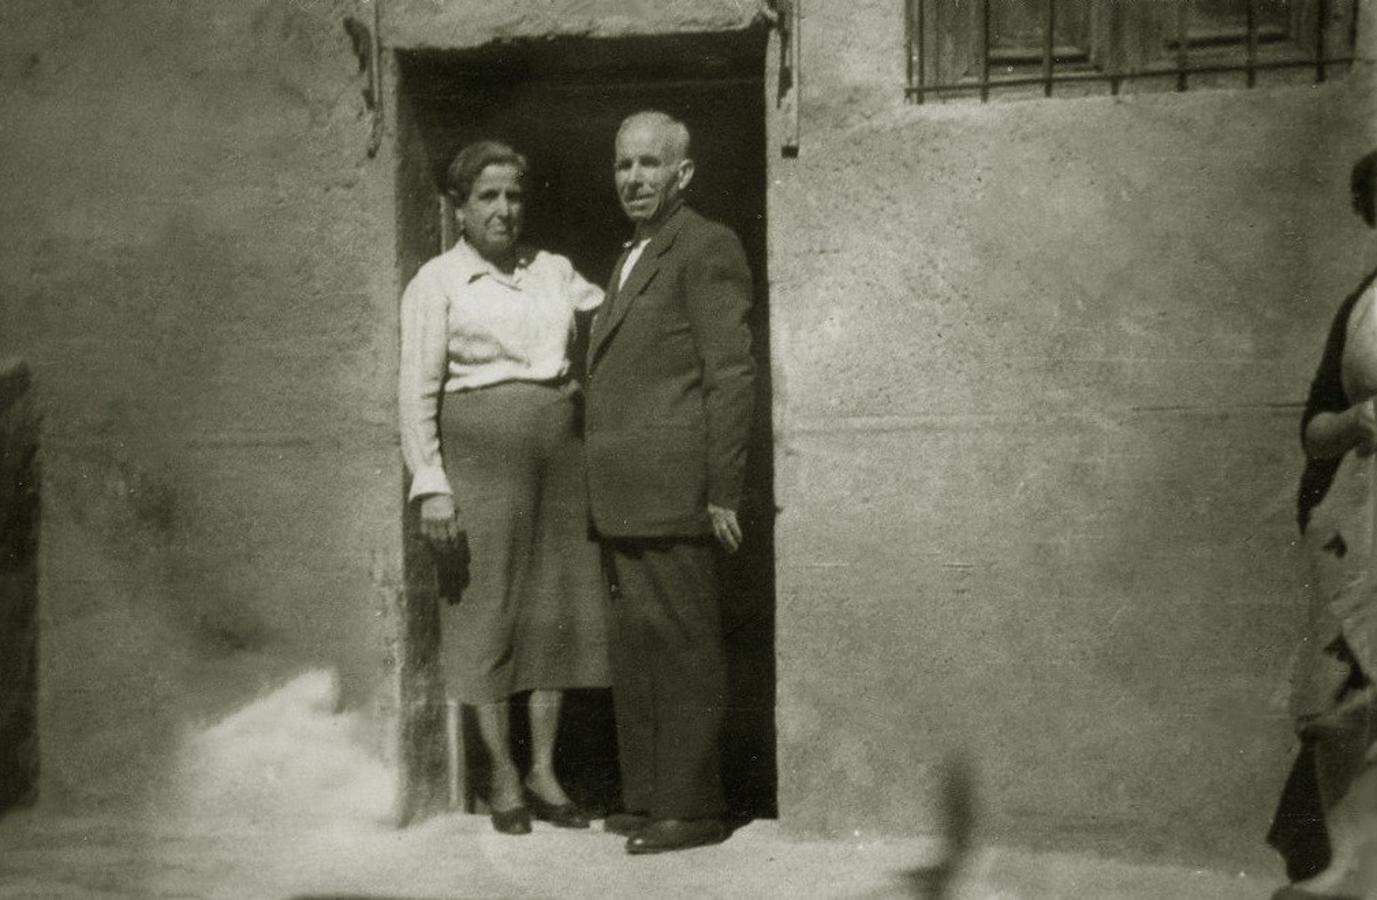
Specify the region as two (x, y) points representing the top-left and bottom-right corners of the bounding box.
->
(907, 0), (921, 95)
(981, 0), (992, 102)
(1246, 0), (1258, 87)
(1042, 0), (1056, 97)
(906, 0), (1356, 103)
(1176, 1), (1190, 92)
(1318, 0), (1329, 82)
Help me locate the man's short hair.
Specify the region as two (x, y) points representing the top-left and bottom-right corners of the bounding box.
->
(617, 111), (692, 162)
(446, 140), (528, 202)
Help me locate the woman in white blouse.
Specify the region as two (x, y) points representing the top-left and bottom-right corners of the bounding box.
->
(399, 141), (609, 835)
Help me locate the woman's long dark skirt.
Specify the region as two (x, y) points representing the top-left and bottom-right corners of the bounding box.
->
(438, 381), (609, 704)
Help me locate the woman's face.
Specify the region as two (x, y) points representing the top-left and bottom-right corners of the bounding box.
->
(459, 163), (525, 262)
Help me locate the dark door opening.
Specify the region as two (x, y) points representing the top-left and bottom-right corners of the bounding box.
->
(394, 29), (776, 822)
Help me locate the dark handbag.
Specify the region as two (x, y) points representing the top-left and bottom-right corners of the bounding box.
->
(431, 533), (471, 605)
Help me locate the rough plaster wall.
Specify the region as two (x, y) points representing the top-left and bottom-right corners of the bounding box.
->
(4, 0), (1369, 874)
(768, 0), (1377, 867)
(0, 0), (400, 808)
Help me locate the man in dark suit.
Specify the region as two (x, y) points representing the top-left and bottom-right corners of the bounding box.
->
(584, 110), (756, 854)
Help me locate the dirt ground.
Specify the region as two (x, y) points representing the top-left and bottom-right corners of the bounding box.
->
(0, 812), (1285, 899)
(0, 671), (1284, 899)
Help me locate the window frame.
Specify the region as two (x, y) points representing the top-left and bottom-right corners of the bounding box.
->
(905, 0), (1359, 103)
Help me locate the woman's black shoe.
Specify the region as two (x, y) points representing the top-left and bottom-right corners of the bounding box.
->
(490, 805), (533, 835)
(524, 790), (590, 829)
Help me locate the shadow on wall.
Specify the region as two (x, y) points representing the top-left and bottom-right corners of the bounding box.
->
(901, 754), (978, 900)
(0, 359), (39, 817)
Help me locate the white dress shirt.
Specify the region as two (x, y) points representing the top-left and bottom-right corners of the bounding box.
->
(399, 239), (604, 500)
(618, 238), (651, 291)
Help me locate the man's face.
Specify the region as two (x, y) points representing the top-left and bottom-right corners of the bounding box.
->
(614, 121), (690, 228)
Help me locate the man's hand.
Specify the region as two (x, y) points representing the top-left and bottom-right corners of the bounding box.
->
(708, 503), (742, 554)
(419, 494), (463, 545)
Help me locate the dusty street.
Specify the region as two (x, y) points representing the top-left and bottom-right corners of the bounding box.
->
(0, 673), (1280, 900)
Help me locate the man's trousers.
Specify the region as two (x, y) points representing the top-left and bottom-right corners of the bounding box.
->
(601, 537), (727, 820)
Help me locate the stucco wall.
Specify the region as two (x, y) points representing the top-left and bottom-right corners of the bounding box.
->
(4, 0), (1373, 873)
(769, 0), (1377, 867)
(0, 0), (401, 807)
(0, 0), (764, 821)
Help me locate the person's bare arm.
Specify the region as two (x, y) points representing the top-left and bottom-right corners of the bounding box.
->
(1305, 399), (1377, 459)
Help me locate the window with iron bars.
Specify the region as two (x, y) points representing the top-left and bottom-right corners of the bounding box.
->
(906, 0), (1359, 103)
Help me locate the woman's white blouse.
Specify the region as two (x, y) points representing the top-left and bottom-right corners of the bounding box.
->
(399, 239), (604, 500)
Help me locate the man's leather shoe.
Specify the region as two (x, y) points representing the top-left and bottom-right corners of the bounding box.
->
(603, 812), (651, 836)
(625, 818), (728, 854)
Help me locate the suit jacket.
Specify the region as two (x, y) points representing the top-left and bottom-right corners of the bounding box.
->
(584, 204), (755, 538)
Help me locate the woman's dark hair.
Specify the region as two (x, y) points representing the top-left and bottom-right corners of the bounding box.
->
(1351, 149), (1377, 228)
(445, 140), (528, 202)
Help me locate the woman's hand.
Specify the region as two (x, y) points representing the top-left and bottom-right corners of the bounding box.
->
(419, 494), (463, 545)
(1305, 399), (1377, 459)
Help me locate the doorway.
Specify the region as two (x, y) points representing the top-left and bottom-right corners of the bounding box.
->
(394, 28), (776, 822)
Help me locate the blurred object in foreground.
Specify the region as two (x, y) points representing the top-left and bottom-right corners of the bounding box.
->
(169, 669), (394, 827)
(905, 752), (977, 899)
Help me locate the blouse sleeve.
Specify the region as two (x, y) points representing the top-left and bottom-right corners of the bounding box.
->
(560, 255), (604, 312)
(398, 265), (453, 501)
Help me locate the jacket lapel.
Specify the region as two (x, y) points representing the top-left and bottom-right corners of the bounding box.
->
(588, 250), (630, 369)
(588, 207), (688, 369)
